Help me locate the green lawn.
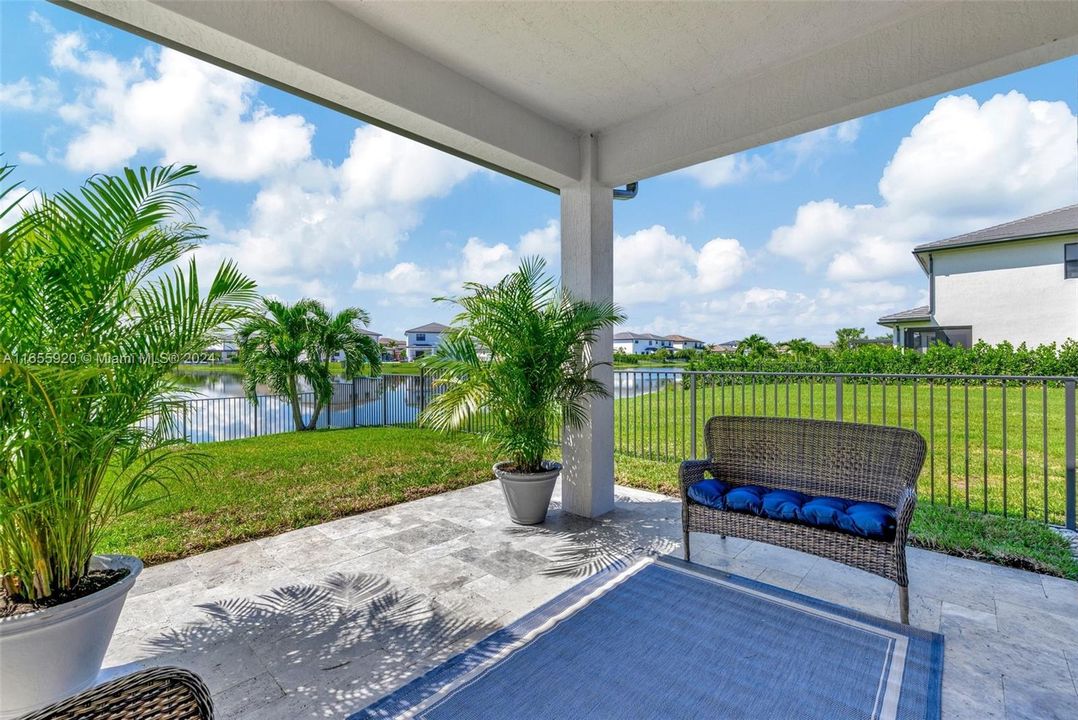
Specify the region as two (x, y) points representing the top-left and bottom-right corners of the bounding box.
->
(615, 379), (1074, 525)
(100, 427), (496, 563)
(99, 427), (1078, 579)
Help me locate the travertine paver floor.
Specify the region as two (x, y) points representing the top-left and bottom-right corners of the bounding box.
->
(102, 481), (1078, 719)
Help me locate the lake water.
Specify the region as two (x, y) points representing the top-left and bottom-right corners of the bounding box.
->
(167, 367), (682, 443)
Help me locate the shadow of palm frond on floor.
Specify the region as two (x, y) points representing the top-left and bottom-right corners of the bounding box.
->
(125, 571), (501, 717)
(507, 496), (681, 579)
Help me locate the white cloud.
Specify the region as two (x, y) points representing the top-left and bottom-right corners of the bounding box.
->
(47, 31), (314, 181)
(679, 117), (862, 189)
(768, 92), (1078, 281)
(878, 92), (1075, 217)
(339, 126), (477, 207)
(0, 77), (61, 111)
(355, 262), (433, 295)
(835, 119), (862, 144)
(191, 123), (479, 299)
(353, 219), (553, 299)
(679, 154), (767, 188)
(785, 119), (862, 164)
(452, 237), (518, 287)
(670, 279), (916, 342)
(16, 152), (44, 166)
(614, 225), (749, 303)
(689, 201), (705, 222)
(518, 219), (560, 263)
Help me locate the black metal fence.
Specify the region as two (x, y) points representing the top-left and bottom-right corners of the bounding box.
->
(158, 370), (1077, 529)
(614, 370), (1077, 529)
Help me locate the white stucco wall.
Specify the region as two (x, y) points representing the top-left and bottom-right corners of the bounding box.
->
(405, 331), (443, 360)
(930, 235), (1078, 346)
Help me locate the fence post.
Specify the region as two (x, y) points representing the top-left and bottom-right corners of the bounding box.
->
(382, 377), (388, 426)
(1066, 380), (1076, 530)
(253, 401), (259, 437)
(690, 373), (698, 459)
(835, 376), (844, 422)
(419, 369), (427, 416)
(352, 379), (357, 428)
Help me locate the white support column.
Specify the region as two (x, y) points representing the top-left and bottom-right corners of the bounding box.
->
(560, 135), (615, 519)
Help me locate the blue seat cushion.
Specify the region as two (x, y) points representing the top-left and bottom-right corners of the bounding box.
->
(761, 489), (813, 523)
(723, 485), (768, 515)
(686, 480), (897, 542)
(685, 478), (730, 509)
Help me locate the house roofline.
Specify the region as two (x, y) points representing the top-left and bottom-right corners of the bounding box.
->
(914, 228), (1078, 256)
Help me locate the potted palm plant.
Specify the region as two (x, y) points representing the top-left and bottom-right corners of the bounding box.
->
(0, 164), (256, 717)
(419, 258), (623, 525)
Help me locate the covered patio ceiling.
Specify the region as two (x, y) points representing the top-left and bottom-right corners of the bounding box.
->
(59, 1), (1078, 190)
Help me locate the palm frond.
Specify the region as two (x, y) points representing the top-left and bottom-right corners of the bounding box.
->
(419, 256), (623, 472)
(1, 164), (257, 601)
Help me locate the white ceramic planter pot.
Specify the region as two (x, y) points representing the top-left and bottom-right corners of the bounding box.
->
(493, 461), (561, 525)
(0, 554), (142, 719)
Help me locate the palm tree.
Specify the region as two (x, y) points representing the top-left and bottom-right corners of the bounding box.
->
(782, 337), (818, 361)
(238, 298), (381, 431)
(0, 164), (257, 601)
(383, 338), (403, 361)
(419, 257), (624, 474)
(737, 333), (776, 358)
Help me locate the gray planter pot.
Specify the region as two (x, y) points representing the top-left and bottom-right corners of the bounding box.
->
(0, 554), (142, 719)
(493, 461), (561, 525)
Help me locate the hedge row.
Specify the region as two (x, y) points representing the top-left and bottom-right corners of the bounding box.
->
(685, 340), (1078, 378)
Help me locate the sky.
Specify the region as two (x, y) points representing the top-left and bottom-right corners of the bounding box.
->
(2, 2), (1076, 343)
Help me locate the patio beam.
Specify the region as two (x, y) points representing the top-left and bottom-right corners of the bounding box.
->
(597, 1), (1078, 186)
(57, 0), (580, 191)
(560, 135), (615, 519)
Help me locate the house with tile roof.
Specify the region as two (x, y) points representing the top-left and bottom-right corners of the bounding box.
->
(664, 334), (707, 351)
(613, 332), (673, 355)
(878, 205), (1078, 350)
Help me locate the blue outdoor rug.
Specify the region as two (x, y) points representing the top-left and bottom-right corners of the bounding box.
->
(354, 556), (943, 720)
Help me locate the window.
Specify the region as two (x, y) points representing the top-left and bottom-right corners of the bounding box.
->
(416, 333), (426, 342)
(1066, 243), (1078, 279)
(903, 326), (973, 351)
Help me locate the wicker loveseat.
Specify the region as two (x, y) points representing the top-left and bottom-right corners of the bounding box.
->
(679, 416), (926, 623)
(21, 667), (214, 720)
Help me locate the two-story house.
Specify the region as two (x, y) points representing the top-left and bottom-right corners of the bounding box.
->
(878, 205), (1078, 350)
(613, 332), (674, 355)
(405, 322), (449, 360)
(665, 334), (707, 351)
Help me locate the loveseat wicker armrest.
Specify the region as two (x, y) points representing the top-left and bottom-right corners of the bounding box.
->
(678, 459), (713, 499)
(22, 666), (214, 720)
(893, 486), (917, 546)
